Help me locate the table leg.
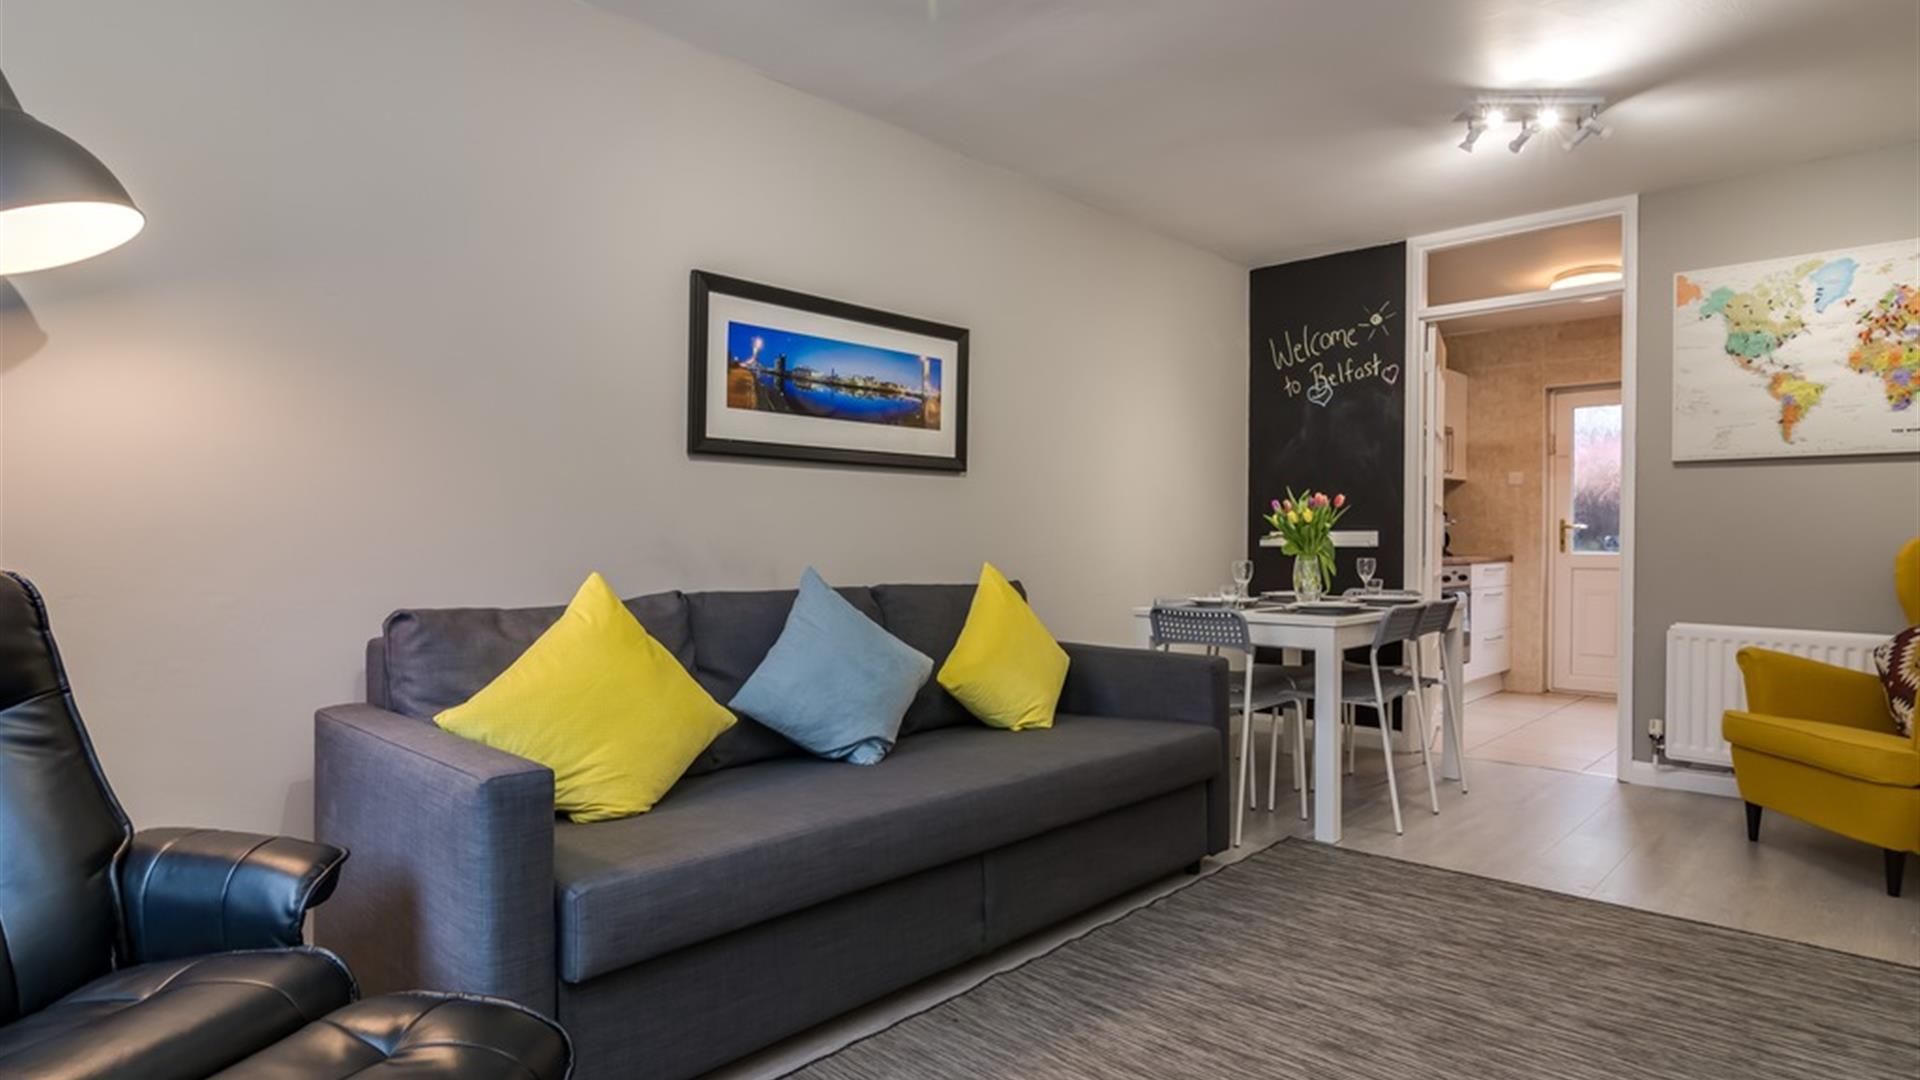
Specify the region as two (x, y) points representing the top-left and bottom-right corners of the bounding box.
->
(1440, 623), (1466, 785)
(1311, 633), (1342, 844)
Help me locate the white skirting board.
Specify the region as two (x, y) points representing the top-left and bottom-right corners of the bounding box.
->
(1461, 674), (1505, 704)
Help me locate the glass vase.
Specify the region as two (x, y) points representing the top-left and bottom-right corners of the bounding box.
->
(1292, 555), (1326, 603)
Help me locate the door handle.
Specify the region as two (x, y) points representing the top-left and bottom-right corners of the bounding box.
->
(1558, 519), (1587, 553)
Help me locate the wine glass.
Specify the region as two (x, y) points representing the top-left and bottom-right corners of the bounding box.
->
(1230, 559), (1254, 604)
(1356, 556), (1378, 594)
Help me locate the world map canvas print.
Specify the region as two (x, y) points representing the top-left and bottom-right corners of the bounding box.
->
(1671, 238), (1920, 461)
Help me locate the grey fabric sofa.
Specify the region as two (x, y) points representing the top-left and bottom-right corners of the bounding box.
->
(314, 582), (1228, 1080)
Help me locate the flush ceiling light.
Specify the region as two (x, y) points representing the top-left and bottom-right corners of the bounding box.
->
(1549, 264), (1623, 290)
(1455, 93), (1609, 154)
(0, 67), (144, 274)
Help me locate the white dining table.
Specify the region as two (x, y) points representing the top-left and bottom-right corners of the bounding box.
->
(1131, 600), (1466, 844)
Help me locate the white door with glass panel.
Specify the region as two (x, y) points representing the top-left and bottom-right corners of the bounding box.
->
(1548, 386), (1621, 695)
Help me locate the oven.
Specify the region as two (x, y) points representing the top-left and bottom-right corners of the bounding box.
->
(1440, 565), (1471, 665)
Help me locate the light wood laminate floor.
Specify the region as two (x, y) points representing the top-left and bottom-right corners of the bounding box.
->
(715, 698), (1919, 1078)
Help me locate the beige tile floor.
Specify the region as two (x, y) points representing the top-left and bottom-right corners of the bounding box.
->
(714, 704), (1920, 1078)
(1464, 690), (1618, 775)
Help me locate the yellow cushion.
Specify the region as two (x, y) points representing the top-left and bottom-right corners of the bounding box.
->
(937, 563), (1069, 731)
(1723, 710), (1920, 787)
(436, 572), (735, 821)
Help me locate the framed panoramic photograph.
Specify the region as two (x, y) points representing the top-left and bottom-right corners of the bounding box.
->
(688, 270), (969, 472)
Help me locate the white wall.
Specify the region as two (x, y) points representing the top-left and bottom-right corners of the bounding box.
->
(1633, 141), (1920, 758)
(0, 0), (1247, 834)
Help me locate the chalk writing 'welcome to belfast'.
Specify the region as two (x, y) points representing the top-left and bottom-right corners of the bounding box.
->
(1266, 305), (1399, 406)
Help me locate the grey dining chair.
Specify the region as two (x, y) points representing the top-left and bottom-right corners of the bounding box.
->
(1334, 602), (1440, 835)
(1148, 603), (1305, 846)
(1410, 596), (1466, 795)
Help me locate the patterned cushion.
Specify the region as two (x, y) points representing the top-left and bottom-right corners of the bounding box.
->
(1873, 626), (1919, 738)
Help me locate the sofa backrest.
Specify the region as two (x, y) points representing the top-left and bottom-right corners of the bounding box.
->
(369, 579), (1018, 777)
(870, 583), (998, 735)
(377, 591), (694, 720)
(0, 572), (133, 1021)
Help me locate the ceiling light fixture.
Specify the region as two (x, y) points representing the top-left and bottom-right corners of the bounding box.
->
(1549, 264), (1623, 290)
(0, 66), (144, 274)
(1565, 111), (1611, 150)
(1458, 117), (1489, 153)
(1507, 119), (1539, 154)
(1455, 93), (1608, 155)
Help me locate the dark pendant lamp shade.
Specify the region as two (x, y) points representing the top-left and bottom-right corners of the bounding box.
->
(0, 67), (143, 275)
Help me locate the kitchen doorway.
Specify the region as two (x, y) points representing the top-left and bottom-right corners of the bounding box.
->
(1404, 197), (1637, 780)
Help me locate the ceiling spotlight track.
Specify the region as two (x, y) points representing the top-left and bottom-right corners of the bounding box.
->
(1454, 92), (1609, 154)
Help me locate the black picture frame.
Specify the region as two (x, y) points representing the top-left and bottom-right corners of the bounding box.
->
(687, 270), (970, 472)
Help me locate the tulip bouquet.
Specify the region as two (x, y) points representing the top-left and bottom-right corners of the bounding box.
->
(1262, 488), (1348, 594)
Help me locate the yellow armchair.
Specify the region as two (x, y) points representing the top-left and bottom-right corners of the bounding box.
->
(1721, 538), (1920, 897)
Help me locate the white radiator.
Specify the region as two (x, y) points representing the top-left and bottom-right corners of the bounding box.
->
(1662, 623), (1887, 767)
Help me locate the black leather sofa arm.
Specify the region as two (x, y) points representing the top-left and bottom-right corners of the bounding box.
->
(119, 827), (348, 964)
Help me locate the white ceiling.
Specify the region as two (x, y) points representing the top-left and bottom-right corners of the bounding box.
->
(1428, 216), (1622, 305)
(588, 0), (1919, 267)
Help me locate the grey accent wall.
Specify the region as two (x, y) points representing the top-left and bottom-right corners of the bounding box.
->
(1633, 141), (1920, 759)
(0, 0), (1247, 833)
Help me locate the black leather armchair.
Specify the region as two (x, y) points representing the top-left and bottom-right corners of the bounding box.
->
(0, 572), (569, 1079)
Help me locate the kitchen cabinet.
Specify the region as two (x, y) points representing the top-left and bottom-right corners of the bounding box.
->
(1462, 560), (1510, 685)
(1442, 369), (1469, 482)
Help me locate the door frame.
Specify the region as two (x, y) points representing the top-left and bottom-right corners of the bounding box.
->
(1403, 195), (1639, 783)
(1544, 382), (1623, 696)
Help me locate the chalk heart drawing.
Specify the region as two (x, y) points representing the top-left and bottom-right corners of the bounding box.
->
(1381, 362), (1400, 385)
(1307, 380), (1334, 407)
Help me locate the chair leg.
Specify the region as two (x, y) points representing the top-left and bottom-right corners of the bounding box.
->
(1410, 687), (1439, 815)
(1287, 708), (1301, 791)
(1293, 702), (1309, 820)
(1745, 802), (1761, 843)
(1345, 705), (1357, 775)
(1266, 709), (1282, 811)
(1377, 701), (1404, 835)
(1436, 640), (1469, 794)
(1246, 727), (1259, 809)
(1885, 850), (1905, 898)
(1233, 694), (1253, 847)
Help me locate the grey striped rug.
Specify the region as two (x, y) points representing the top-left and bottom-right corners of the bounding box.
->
(791, 840), (1919, 1079)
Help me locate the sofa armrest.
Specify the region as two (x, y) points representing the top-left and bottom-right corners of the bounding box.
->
(118, 827), (347, 964)
(1059, 642), (1231, 852)
(314, 703), (558, 1015)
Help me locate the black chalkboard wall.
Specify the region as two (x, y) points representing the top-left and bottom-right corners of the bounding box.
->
(1247, 241), (1407, 594)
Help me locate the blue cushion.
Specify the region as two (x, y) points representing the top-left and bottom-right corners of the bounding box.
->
(728, 568), (933, 764)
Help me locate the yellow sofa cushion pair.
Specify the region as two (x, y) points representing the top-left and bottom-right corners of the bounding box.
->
(435, 573), (734, 822)
(937, 563), (1070, 731)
